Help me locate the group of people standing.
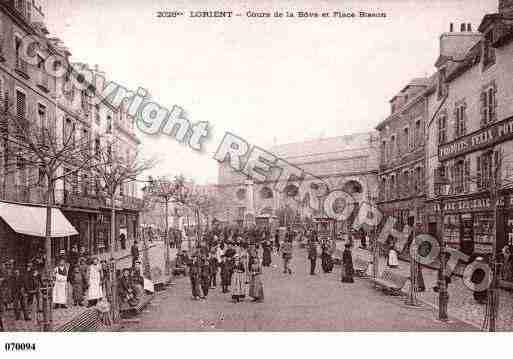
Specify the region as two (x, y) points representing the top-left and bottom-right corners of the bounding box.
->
(0, 246), (105, 330)
(185, 237), (266, 303)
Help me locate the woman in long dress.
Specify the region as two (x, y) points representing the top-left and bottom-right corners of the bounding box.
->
(231, 256), (246, 303)
(341, 244), (355, 283)
(52, 259), (68, 308)
(262, 239), (272, 267)
(86, 257), (103, 307)
(249, 255), (264, 302)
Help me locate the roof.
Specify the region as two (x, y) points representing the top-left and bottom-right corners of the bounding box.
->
(268, 132), (378, 164)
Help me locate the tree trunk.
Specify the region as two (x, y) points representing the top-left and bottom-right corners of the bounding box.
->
(110, 193), (119, 322)
(42, 179), (54, 331)
(164, 198), (170, 275)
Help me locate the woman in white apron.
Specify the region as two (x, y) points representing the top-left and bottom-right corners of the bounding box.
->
(52, 259), (68, 308)
(86, 257), (103, 307)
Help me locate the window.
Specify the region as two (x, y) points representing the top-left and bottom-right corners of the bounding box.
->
(453, 160), (465, 194)
(481, 84), (497, 126)
(477, 151), (500, 190)
(16, 90), (26, 120)
(82, 173), (89, 196)
(107, 115), (112, 133)
(0, 18), (4, 56)
(437, 114), (447, 145)
(381, 140), (387, 163)
(390, 174), (396, 199)
(38, 103), (47, 130)
(94, 136), (100, 156)
(403, 127), (410, 152)
(390, 135), (396, 159)
(381, 177), (386, 201)
(414, 119), (421, 147)
(435, 165), (447, 196)
(454, 104), (467, 138)
(483, 30), (496, 69)
(403, 170), (410, 197)
(14, 36), (24, 70)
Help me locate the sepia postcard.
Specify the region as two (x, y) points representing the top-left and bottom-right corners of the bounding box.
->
(0, 0), (511, 357)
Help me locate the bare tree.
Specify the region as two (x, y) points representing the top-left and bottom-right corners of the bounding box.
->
(93, 138), (156, 321)
(1, 95), (98, 331)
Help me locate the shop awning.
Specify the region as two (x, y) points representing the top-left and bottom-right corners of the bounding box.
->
(0, 202), (78, 237)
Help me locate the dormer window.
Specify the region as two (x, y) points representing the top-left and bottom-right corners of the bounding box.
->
(483, 30), (496, 69)
(437, 68), (447, 100)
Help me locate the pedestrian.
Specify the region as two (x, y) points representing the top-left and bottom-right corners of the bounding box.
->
(10, 268), (30, 320)
(24, 264), (42, 321)
(281, 239), (293, 274)
(274, 229), (280, 253)
(308, 240), (317, 275)
(69, 265), (85, 306)
(321, 241), (332, 273)
(387, 245), (399, 269)
(219, 255), (231, 293)
(360, 230), (367, 249)
(131, 240), (140, 268)
(200, 254), (211, 299)
(86, 257), (103, 307)
(120, 233), (127, 250)
(188, 255), (202, 300)
(231, 256), (246, 303)
(341, 244), (355, 283)
(249, 255), (264, 302)
(53, 259), (68, 309)
(209, 251), (218, 289)
(262, 239), (272, 267)
(414, 261), (426, 292)
(119, 268), (137, 307)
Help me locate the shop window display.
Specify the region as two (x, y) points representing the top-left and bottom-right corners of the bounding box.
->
(473, 213), (493, 254)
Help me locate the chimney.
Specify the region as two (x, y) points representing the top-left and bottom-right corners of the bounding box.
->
(450, 23), (454, 32)
(436, 22), (481, 67)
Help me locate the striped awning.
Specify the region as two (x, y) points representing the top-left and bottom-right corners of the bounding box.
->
(0, 202), (78, 237)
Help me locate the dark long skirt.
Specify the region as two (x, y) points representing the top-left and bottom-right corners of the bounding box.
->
(262, 248), (272, 267)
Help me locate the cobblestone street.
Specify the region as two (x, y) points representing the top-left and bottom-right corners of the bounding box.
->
(351, 246), (513, 331)
(121, 245), (475, 331)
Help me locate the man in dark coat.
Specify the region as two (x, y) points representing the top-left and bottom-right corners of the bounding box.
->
(341, 244), (355, 283)
(209, 251), (218, 289)
(188, 255), (201, 300)
(219, 255), (232, 293)
(131, 240), (140, 268)
(199, 255), (211, 299)
(308, 241), (317, 275)
(10, 268), (29, 320)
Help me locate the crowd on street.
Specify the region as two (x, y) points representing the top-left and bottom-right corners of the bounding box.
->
(177, 225), (367, 304)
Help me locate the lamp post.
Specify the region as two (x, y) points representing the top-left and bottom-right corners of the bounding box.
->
(434, 165), (450, 322)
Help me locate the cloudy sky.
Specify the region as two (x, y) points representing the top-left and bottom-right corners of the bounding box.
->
(44, 0), (497, 184)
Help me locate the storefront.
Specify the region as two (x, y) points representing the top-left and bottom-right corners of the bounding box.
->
(426, 189), (513, 259)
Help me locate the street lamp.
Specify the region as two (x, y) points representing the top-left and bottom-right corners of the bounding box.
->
(434, 165), (451, 322)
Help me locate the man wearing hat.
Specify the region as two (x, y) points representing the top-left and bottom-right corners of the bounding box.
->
(188, 254), (201, 300)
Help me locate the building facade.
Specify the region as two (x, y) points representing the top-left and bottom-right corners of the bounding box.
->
(217, 132), (379, 230)
(376, 78), (430, 235)
(425, 0), (513, 260)
(0, 1), (142, 265)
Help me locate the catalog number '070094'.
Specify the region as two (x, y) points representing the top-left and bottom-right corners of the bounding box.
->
(4, 343), (36, 351)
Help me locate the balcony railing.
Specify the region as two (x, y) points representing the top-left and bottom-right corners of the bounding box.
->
(0, 185), (46, 204)
(15, 58), (29, 79)
(55, 189), (103, 209)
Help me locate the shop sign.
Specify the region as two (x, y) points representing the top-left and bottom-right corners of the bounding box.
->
(431, 191), (513, 213)
(438, 116), (513, 161)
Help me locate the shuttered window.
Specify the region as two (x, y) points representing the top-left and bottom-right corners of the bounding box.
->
(16, 90), (26, 120)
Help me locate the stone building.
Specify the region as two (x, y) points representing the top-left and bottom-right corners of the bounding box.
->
(217, 132), (379, 231)
(376, 77), (431, 232)
(425, 0), (513, 259)
(0, 1), (142, 264)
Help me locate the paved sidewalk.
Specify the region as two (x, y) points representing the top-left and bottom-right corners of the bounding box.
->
(348, 244), (513, 331)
